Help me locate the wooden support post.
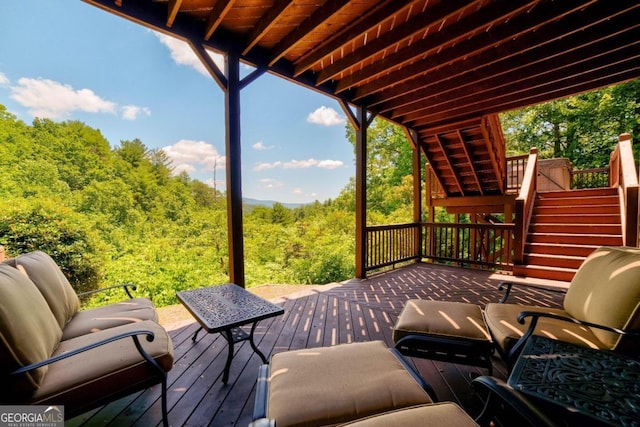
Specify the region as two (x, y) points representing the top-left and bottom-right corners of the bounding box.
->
(225, 53), (245, 287)
(355, 105), (368, 278)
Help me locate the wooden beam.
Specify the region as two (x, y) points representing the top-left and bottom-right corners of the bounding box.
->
(204, 0), (235, 40)
(189, 41), (227, 90)
(355, 105), (368, 279)
(319, 0), (484, 87)
(434, 134), (464, 195)
(374, 4), (638, 114)
(166, 0), (181, 28)
(243, 0), (293, 56)
(350, 0), (591, 100)
(268, 0), (350, 66)
(457, 129), (484, 195)
(225, 52), (245, 287)
(294, 0), (411, 77)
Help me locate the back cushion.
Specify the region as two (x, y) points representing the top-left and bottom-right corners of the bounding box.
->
(0, 264), (62, 396)
(564, 246), (640, 348)
(13, 251), (80, 328)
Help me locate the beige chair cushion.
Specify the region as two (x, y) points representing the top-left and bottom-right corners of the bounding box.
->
(564, 246), (640, 350)
(29, 320), (173, 407)
(484, 303), (608, 354)
(61, 298), (158, 341)
(338, 403), (478, 427)
(11, 251), (80, 328)
(0, 264), (62, 396)
(268, 341), (432, 427)
(393, 300), (490, 342)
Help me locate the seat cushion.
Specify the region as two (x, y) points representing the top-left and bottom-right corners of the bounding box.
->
(29, 320), (174, 408)
(338, 403), (478, 427)
(393, 300), (490, 342)
(61, 298), (158, 341)
(10, 251), (80, 328)
(484, 303), (608, 355)
(564, 246), (640, 351)
(267, 341), (432, 427)
(0, 264), (62, 397)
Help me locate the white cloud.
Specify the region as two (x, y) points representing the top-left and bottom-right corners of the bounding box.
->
(253, 141), (274, 150)
(284, 159), (318, 168)
(162, 139), (225, 175)
(307, 106), (345, 126)
(121, 105), (151, 121)
(10, 77), (117, 119)
(0, 72), (9, 85)
(254, 161), (282, 171)
(154, 32), (225, 76)
(254, 158), (344, 171)
(258, 178), (283, 189)
(317, 159), (344, 169)
(292, 188), (304, 195)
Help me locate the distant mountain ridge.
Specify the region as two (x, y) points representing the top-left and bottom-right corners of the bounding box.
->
(242, 198), (305, 209)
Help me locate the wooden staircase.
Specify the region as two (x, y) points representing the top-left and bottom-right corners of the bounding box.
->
(513, 187), (623, 281)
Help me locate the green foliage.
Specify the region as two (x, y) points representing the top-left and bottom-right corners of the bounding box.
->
(0, 197), (103, 294)
(500, 80), (640, 167)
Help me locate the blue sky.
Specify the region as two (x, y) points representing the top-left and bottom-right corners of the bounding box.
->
(0, 1), (355, 204)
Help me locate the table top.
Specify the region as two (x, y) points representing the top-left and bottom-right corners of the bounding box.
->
(176, 283), (284, 333)
(508, 335), (640, 427)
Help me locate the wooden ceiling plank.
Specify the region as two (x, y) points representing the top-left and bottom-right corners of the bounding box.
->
(434, 134), (465, 195)
(393, 26), (640, 121)
(293, 0), (409, 77)
(317, 0), (482, 86)
(457, 129), (484, 195)
(268, 0), (351, 67)
(409, 59), (640, 129)
(204, 0), (236, 40)
(351, 0), (596, 100)
(242, 0), (294, 56)
(166, 0), (182, 28)
(401, 43), (640, 124)
(372, 2), (639, 114)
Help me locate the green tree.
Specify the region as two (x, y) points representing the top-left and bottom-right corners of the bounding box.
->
(500, 80), (640, 167)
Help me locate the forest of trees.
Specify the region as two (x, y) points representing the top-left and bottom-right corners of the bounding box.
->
(0, 80), (638, 308)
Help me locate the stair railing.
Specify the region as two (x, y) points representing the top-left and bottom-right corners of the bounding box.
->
(513, 148), (538, 264)
(610, 133), (639, 247)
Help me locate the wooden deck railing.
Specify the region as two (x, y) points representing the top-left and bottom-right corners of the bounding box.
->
(365, 223), (421, 271)
(421, 222), (514, 269)
(513, 148), (538, 265)
(365, 222), (514, 272)
(506, 154), (528, 194)
(610, 133), (639, 246)
(571, 167), (609, 189)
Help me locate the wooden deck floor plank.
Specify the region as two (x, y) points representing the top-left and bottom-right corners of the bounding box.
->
(67, 264), (567, 426)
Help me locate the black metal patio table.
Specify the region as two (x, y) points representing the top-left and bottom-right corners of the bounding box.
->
(176, 283), (284, 384)
(508, 335), (640, 426)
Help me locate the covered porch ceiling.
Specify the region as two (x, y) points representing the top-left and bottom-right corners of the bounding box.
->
(83, 0), (639, 134)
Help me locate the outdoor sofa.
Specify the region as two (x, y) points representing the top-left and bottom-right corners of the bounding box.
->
(0, 251), (174, 426)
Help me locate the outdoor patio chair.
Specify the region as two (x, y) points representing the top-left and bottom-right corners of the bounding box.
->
(250, 340), (557, 427)
(484, 245), (640, 367)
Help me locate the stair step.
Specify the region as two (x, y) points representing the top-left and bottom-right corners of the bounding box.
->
(528, 233), (624, 245)
(512, 264), (576, 282)
(522, 253), (585, 269)
(533, 204), (620, 215)
(536, 195), (619, 206)
(531, 214), (620, 224)
(530, 223), (622, 234)
(524, 243), (599, 257)
(537, 187), (617, 198)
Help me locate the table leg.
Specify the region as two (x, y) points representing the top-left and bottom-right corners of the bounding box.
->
(249, 322), (268, 363)
(221, 329), (234, 385)
(192, 326), (203, 342)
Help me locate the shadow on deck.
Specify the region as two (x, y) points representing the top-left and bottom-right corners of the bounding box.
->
(68, 263), (566, 426)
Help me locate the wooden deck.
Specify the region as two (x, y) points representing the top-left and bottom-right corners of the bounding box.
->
(67, 263), (566, 426)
